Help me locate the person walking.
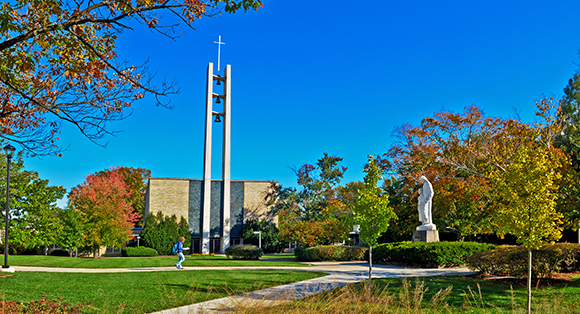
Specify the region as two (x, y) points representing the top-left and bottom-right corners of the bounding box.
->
(174, 237), (186, 269)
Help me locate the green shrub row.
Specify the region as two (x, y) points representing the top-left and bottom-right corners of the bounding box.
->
(370, 241), (496, 267)
(121, 246), (158, 257)
(295, 246), (367, 262)
(225, 244), (263, 260)
(466, 243), (580, 278)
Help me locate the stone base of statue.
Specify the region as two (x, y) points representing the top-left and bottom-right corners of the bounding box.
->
(412, 224), (439, 242)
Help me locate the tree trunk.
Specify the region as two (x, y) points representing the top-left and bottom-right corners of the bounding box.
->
(368, 245), (373, 297)
(527, 248), (532, 314)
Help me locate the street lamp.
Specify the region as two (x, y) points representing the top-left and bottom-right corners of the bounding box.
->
(253, 231), (262, 249)
(2, 144), (15, 269)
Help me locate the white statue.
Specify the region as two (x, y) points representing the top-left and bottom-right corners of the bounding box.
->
(417, 176), (436, 231)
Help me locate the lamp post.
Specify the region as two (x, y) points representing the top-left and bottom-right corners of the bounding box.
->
(253, 231), (261, 249)
(2, 144), (15, 269)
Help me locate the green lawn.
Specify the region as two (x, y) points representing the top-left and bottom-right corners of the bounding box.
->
(4, 254), (306, 268)
(0, 270), (326, 313)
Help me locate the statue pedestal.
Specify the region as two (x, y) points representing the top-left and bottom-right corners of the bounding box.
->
(412, 230), (439, 243)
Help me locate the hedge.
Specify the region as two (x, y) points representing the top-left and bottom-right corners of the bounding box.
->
(466, 243), (580, 278)
(121, 246), (159, 257)
(225, 244), (263, 260)
(370, 241), (496, 267)
(295, 246), (367, 262)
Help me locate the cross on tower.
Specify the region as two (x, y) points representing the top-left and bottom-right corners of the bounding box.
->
(214, 35), (225, 72)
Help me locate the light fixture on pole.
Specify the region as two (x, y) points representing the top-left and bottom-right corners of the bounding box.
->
(253, 231), (262, 249)
(2, 144), (15, 270)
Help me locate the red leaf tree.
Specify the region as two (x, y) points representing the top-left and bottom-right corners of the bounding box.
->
(69, 167), (140, 256)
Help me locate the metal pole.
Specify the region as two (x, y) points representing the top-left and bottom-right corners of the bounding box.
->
(2, 154), (11, 269)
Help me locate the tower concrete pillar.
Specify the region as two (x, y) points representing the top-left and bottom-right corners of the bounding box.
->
(202, 63), (214, 254)
(202, 63), (231, 254)
(221, 65), (231, 253)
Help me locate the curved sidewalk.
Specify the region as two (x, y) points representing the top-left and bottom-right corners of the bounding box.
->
(10, 262), (474, 314)
(162, 262), (474, 314)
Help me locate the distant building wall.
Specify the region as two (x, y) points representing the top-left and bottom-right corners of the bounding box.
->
(144, 178), (277, 253)
(145, 178), (189, 220)
(244, 181), (278, 225)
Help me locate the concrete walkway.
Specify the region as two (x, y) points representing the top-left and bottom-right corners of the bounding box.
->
(9, 262), (474, 314)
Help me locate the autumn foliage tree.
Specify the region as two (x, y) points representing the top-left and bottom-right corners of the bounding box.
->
(384, 99), (568, 313)
(276, 153), (352, 247)
(95, 166), (151, 226)
(0, 0), (262, 155)
(68, 168), (139, 256)
(381, 106), (498, 239)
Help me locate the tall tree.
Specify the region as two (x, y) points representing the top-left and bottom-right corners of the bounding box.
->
(1, 154), (66, 252)
(57, 207), (86, 257)
(0, 0), (262, 155)
(95, 166), (150, 226)
(275, 153), (351, 247)
(68, 168), (139, 256)
(352, 156), (396, 295)
(554, 68), (580, 224)
(557, 71), (580, 162)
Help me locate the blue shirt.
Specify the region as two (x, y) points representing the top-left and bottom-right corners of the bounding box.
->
(176, 241), (183, 253)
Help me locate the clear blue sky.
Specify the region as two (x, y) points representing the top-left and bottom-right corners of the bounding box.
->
(22, 0), (580, 206)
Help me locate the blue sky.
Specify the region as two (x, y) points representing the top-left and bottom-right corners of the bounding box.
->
(22, 0), (580, 206)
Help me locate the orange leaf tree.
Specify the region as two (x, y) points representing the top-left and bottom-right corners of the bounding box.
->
(0, 0), (262, 155)
(68, 167), (140, 255)
(382, 99), (572, 241)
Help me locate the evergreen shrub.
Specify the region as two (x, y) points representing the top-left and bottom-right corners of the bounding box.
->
(295, 245), (367, 262)
(225, 244), (263, 260)
(466, 243), (580, 278)
(121, 246), (158, 257)
(371, 241), (495, 267)
(141, 212), (191, 255)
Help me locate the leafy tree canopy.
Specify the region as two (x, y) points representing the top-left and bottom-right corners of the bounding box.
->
(383, 98), (571, 239)
(95, 166), (150, 226)
(68, 167), (139, 253)
(275, 153), (352, 247)
(0, 0), (262, 155)
(3, 153), (66, 250)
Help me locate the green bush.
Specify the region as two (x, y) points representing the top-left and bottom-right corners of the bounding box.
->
(225, 244), (263, 260)
(371, 241), (495, 267)
(466, 243), (580, 278)
(141, 212), (191, 255)
(295, 246), (367, 262)
(121, 246), (158, 257)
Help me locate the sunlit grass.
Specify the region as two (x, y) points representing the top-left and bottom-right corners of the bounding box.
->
(0, 270), (326, 313)
(4, 253), (306, 268)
